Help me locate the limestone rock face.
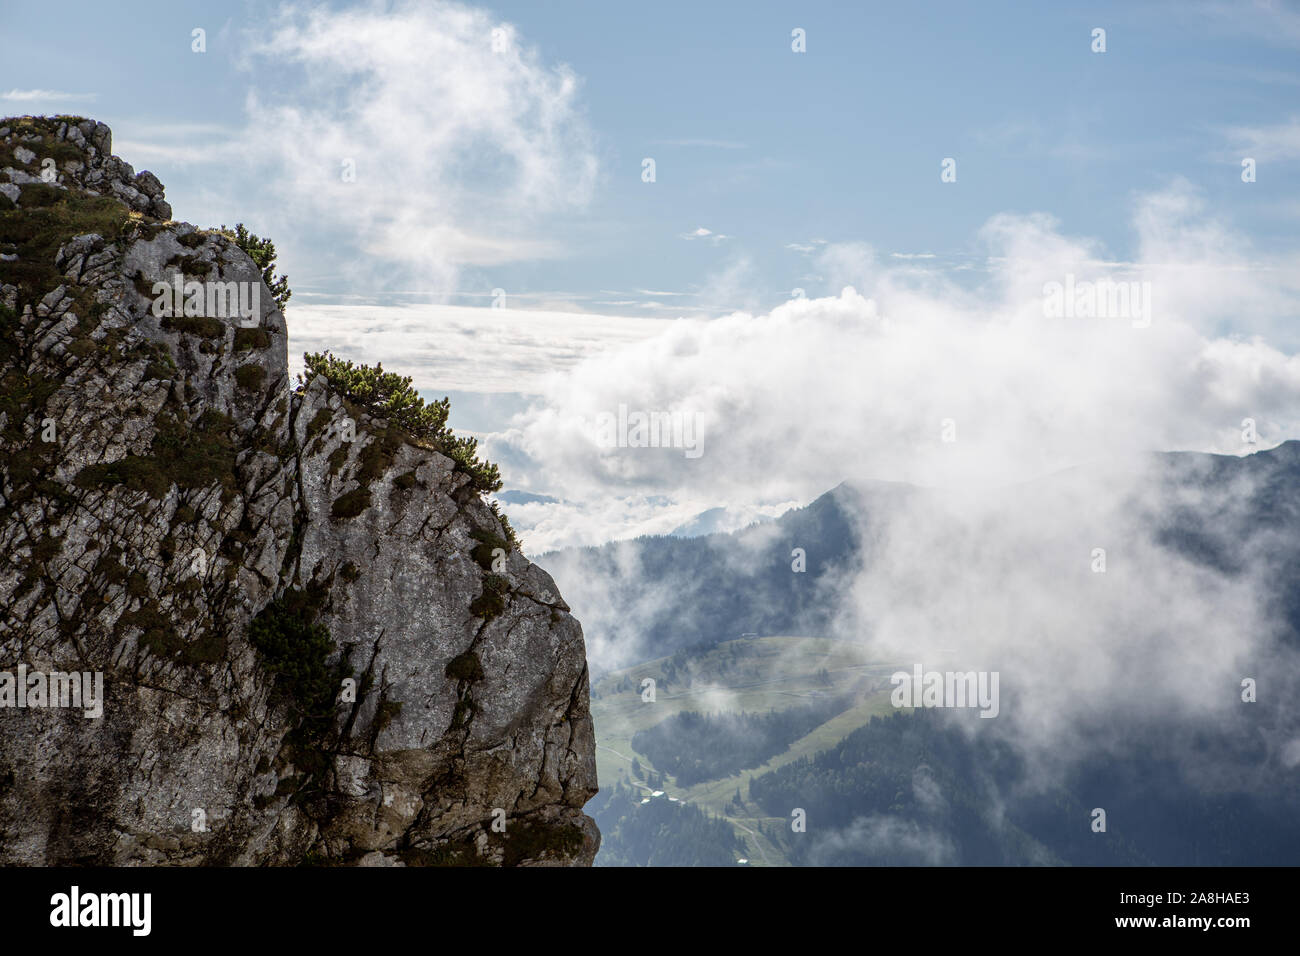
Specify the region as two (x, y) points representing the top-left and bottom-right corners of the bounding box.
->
(0, 116), (599, 865)
(0, 117), (172, 220)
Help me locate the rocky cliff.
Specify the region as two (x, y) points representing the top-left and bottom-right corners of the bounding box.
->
(0, 116), (599, 865)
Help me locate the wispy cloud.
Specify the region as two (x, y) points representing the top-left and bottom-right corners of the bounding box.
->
(786, 238), (829, 254)
(286, 303), (664, 396)
(240, 1), (597, 289)
(1223, 116), (1300, 161)
(1197, 0), (1300, 48)
(487, 179), (1300, 550)
(0, 89), (98, 102)
(681, 226), (729, 243)
(114, 122), (244, 166)
(119, 1), (598, 294)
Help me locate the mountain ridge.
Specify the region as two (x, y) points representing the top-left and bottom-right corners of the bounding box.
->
(540, 438), (1300, 672)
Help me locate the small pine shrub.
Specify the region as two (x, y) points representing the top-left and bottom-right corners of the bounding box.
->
(216, 223), (291, 311)
(299, 350), (502, 496)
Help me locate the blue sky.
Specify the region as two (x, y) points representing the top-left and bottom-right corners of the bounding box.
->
(6, 0), (1298, 309)
(5, 1), (1300, 549)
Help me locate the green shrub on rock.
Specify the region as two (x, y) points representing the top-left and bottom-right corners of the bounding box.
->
(300, 350), (502, 496)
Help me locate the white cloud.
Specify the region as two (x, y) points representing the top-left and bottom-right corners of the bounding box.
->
(486, 181), (1300, 550)
(1223, 115), (1300, 161)
(814, 241), (876, 292)
(287, 302), (665, 395)
(114, 123), (245, 166)
(242, 1), (596, 289)
(0, 89), (97, 102)
(695, 255), (760, 315)
(786, 239), (830, 254)
(681, 226), (729, 243)
(127, 1), (597, 295)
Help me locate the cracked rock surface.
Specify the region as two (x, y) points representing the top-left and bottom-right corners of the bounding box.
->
(0, 116), (599, 866)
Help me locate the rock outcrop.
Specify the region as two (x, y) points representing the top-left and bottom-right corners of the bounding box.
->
(0, 116), (599, 865)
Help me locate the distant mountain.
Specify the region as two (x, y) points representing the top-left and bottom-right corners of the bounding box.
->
(495, 489), (560, 505)
(668, 506), (776, 538)
(539, 445), (1300, 672)
(748, 707), (1300, 866)
(552, 443), (1300, 865)
(537, 479), (915, 670)
(668, 506), (730, 538)
(1145, 441), (1300, 640)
